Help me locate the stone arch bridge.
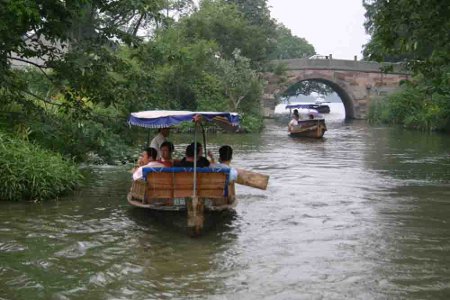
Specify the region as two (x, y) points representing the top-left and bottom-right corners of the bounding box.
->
(262, 59), (410, 119)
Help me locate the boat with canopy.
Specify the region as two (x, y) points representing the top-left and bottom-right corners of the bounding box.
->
(127, 110), (269, 236)
(286, 104), (327, 138)
(285, 99), (330, 114)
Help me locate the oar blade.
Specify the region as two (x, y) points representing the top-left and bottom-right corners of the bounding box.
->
(236, 169), (269, 190)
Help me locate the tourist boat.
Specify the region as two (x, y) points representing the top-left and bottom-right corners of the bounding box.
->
(127, 110), (269, 235)
(286, 104), (327, 138)
(285, 98), (330, 114)
(314, 98), (331, 114)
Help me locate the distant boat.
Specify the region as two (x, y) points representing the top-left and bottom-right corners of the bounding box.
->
(314, 98), (331, 114)
(289, 119), (327, 138)
(285, 105), (327, 138)
(284, 99), (330, 114)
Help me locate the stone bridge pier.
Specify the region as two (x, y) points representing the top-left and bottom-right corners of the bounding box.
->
(261, 59), (410, 119)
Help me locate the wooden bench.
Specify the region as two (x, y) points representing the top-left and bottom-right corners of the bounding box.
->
(130, 168), (235, 209)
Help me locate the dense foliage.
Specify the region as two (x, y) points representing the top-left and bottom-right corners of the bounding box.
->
(0, 0), (317, 200)
(368, 83), (450, 131)
(0, 132), (82, 201)
(269, 23), (315, 60)
(363, 0), (449, 131)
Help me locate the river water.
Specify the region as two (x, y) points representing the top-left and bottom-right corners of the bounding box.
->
(1, 104), (449, 299)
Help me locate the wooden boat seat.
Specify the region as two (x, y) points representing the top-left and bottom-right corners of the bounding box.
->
(142, 167), (231, 200)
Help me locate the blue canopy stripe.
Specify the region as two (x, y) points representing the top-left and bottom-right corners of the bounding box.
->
(142, 167), (231, 177)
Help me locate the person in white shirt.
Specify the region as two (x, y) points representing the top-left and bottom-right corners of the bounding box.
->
(150, 128), (170, 159)
(288, 109), (300, 133)
(132, 147), (164, 181)
(211, 145), (238, 181)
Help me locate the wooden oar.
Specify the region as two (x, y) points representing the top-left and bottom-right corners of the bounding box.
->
(236, 168), (269, 190)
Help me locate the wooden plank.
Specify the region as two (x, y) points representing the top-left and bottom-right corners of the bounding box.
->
(143, 170), (233, 201)
(236, 169), (269, 190)
(198, 173), (227, 190)
(198, 189), (224, 198)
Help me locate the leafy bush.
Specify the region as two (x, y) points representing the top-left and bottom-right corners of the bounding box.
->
(0, 132), (82, 201)
(240, 113), (264, 133)
(368, 84), (450, 132)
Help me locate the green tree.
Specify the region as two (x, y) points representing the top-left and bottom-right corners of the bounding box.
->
(269, 23), (315, 59)
(215, 49), (262, 111)
(282, 81), (334, 98)
(364, 0), (450, 131)
(184, 0), (275, 66)
(363, 0), (449, 92)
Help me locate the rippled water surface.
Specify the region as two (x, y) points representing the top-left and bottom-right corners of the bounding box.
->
(1, 104), (450, 299)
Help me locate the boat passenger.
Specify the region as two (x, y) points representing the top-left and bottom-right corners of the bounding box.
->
(211, 145), (238, 181)
(191, 142), (212, 167)
(158, 141), (174, 167)
(132, 147), (164, 181)
(150, 128), (170, 159)
(288, 109), (300, 132)
(174, 143), (210, 168)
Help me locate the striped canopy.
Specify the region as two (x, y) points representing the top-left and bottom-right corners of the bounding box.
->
(128, 110), (240, 129)
(286, 103), (320, 110)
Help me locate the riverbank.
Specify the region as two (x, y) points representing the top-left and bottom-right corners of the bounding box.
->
(0, 132), (82, 201)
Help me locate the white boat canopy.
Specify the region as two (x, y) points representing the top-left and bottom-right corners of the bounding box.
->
(128, 110), (240, 129)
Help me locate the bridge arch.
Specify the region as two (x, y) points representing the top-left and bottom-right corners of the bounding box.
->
(281, 72), (356, 119)
(261, 58), (410, 119)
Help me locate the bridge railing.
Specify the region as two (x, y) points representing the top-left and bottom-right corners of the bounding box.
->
(269, 58), (408, 74)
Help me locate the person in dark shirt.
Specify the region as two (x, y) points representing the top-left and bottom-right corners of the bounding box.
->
(174, 143), (210, 167)
(191, 142), (211, 167)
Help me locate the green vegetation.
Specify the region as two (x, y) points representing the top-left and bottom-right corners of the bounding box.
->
(269, 23), (315, 60)
(0, 132), (82, 201)
(0, 0), (315, 200)
(364, 0), (449, 132)
(368, 83), (450, 131)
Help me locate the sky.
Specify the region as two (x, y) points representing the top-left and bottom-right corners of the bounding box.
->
(267, 0), (371, 60)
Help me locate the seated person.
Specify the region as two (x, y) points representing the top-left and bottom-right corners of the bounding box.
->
(191, 142), (212, 167)
(174, 143), (210, 168)
(288, 109), (300, 132)
(211, 145), (238, 181)
(157, 141), (174, 167)
(132, 147), (164, 180)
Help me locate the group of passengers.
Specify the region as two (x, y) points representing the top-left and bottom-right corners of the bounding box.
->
(132, 128), (238, 181)
(288, 109), (316, 132)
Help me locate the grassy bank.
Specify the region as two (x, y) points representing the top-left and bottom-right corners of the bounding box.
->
(0, 132), (83, 201)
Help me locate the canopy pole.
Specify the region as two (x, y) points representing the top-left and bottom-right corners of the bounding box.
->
(187, 119), (204, 237)
(146, 130), (151, 147)
(193, 122), (198, 196)
(200, 122), (207, 157)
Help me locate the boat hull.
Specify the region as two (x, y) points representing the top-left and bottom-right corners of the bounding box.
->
(289, 119), (327, 138)
(127, 193), (237, 212)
